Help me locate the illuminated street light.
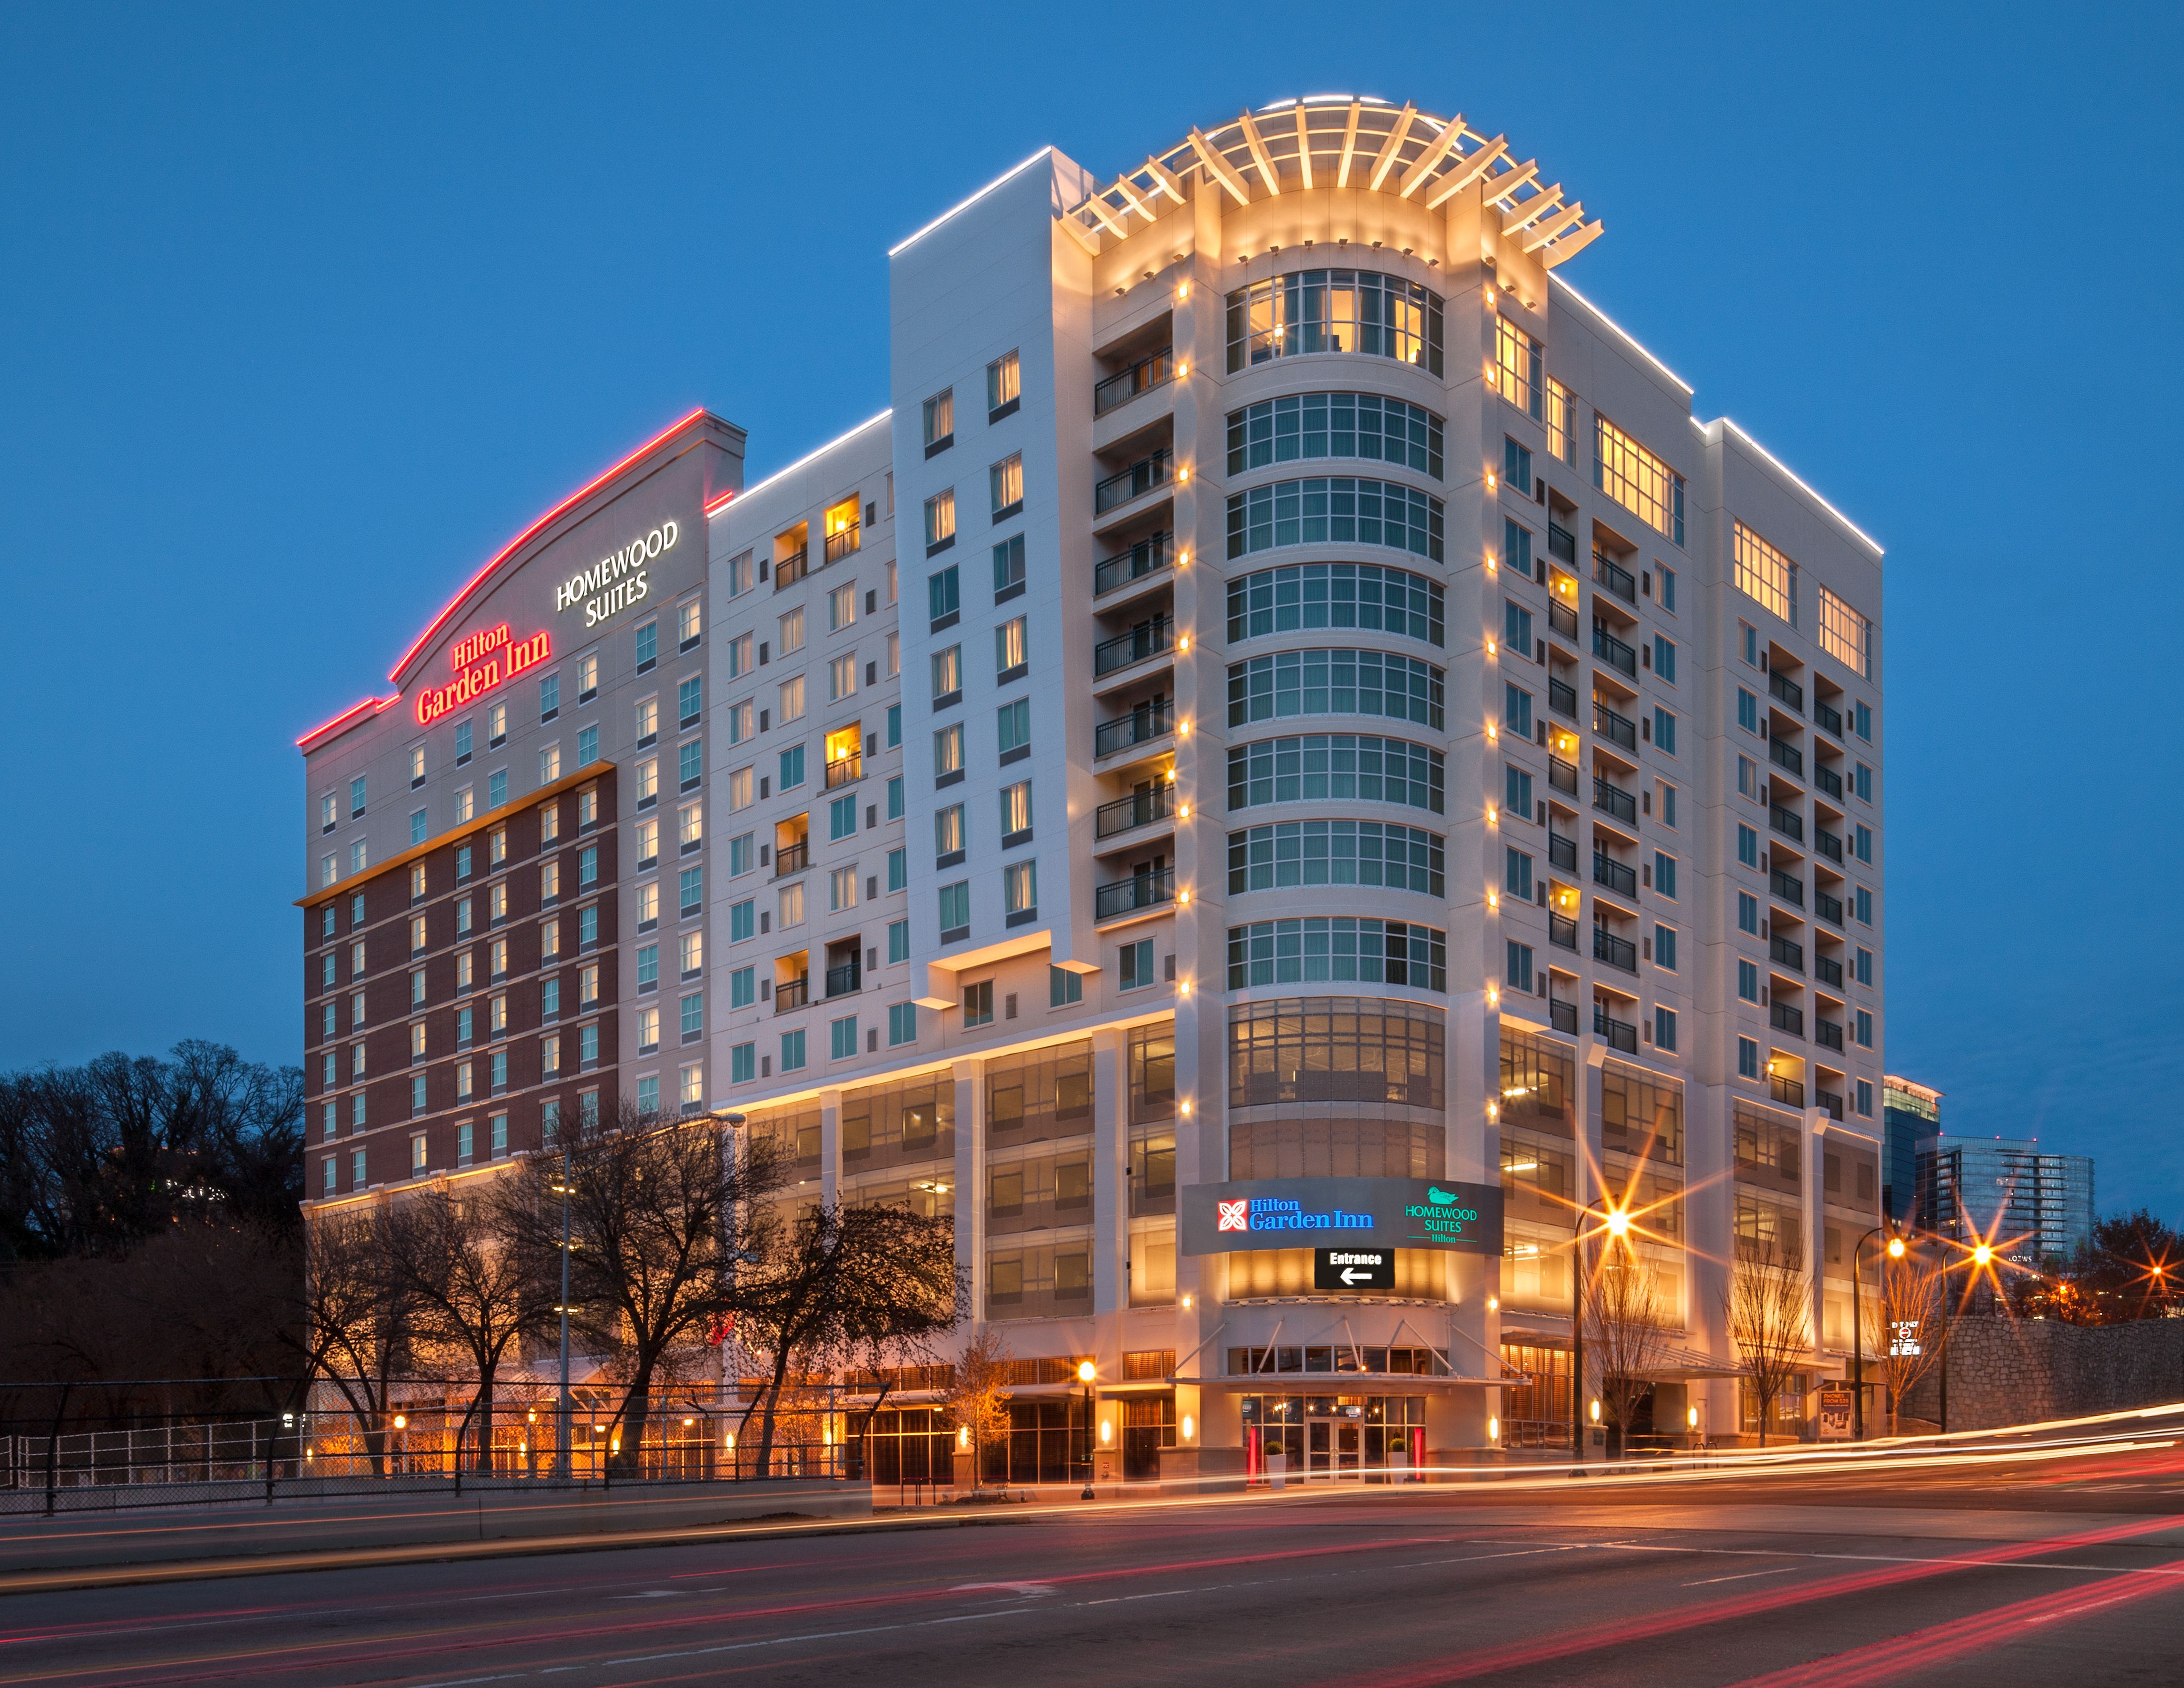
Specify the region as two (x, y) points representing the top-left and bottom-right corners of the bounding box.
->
(1604, 1207), (1631, 1239)
(1078, 1361), (1098, 1500)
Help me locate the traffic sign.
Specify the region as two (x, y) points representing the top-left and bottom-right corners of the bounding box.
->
(1314, 1248), (1394, 1290)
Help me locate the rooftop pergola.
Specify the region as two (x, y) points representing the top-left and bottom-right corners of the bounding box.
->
(1063, 96), (1602, 270)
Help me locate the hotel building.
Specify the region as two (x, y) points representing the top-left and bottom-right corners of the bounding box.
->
(297, 97), (1887, 1474)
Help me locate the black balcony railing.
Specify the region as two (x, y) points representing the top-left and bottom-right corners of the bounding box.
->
(1592, 852), (1637, 898)
(774, 841), (809, 878)
(1547, 522), (1577, 564)
(1094, 615), (1172, 676)
(1593, 1003), (1638, 1052)
(1770, 1073), (1806, 1109)
(1770, 737), (1805, 777)
(1815, 700), (1843, 738)
(1094, 347), (1174, 416)
(1095, 700), (1172, 757)
(1096, 784), (1174, 839)
(1592, 925), (1637, 973)
(1816, 953), (1844, 988)
(1593, 775), (1637, 824)
(1770, 1000), (1805, 1037)
(1096, 866), (1174, 920)
(776, 549), (809, 591)
(1549, 998), (1579, 1034)
(1548, 600), (1579, 641)
(1819, 1089), (1845, 1121)
(823, 523), (860, 564)
(1816, 828), (1843, 863)
(1548, 832), (1577, 872)
(1094, 532), (1171, 596)
(1771, 935), (1804, 972)
(825, 962), (862, 999)
(1815, 763), (1844, 800)
(1548, 675), (1577, 719)
(1594, 553), (1636, 604)
(1592, 623), (1637, 677)
(1816, 1018), (1844, 1052)
(1770, 802), (1804, 842)
(1549, 756), (1580, 795)
(825, 754), (863, 789)
(775, 976), (810, 1014)
(1095, 448), (1171, 514)
(1549, 913), (1579, 951)
(1769, 670), (1804, 713)
(1770, 868), (1805, 907)
(1816, 890), (1844, 927)
(1594, 701), (1636, 751)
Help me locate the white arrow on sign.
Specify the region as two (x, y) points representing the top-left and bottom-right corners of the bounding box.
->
(1341, 1267), (1372, 1284)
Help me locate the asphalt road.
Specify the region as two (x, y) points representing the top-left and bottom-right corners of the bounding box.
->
(8, 1420), (2184, 1688)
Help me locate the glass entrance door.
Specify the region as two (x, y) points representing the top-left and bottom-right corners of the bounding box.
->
(1304, 1416), (1365, 1478)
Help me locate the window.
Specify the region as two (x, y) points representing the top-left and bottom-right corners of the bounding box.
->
(887, 918), (910, 963)
(1003, 859), (1036, 916)
(935, 802), (965, 857)
(1654, 851), (1677, 900)
(1737, 824), (1760, 868)
(1737, 688), (1760, 733)
(577, 725), (599, 766)
(828, 653), (857, 702)
(682, 992), (705, 1042)
(779, 743), (805, 789)
(1045, 965), (1084, 1008)
(350, 775), (368, 817)
(887, 774), (903, 818)
(730, 965), (754, 1008)
(995, 616), (1027, 678)
(1855, 946), (1873, 986)
(1505, 940), (1533, 992)
(887, 846), (906, 892)
(540, 743), (561, 783)
(1654, 1007), (1678, 1052)
(408, 808), (427, 845)
(681, 865), (704, 917)
(1504, 847), (1533, 900)
(827, 1014), (858, 1061)
(1853, 762), (1873, 803)
(1653, 924), (1677, 972)
(1657, 565), (1676, 612)
(1226, 917), (1447, 992)
(349, 839), (368, 876)
(1225, 269), (1443, 374)
(1505, 766), (1533, 820)
(1493, 316), (1543, 419)
(730, 1041), (756, 1084)
(634, 1073), (660, 1116)
(1546, 376), (1575, 463)
(1502, 436), (1531, 495)
(1503, 602), (1532, 655)
(1818, 585), (1871, 676)
(635, 817), (659, 868)
(544, 975), (562, 1017)
(679, 597), (702, 649)
(1227, 649), (1445, 728)
(1855, 886), (1873, 924)
(1734, 522), (1797, 624)
(676, 676), (702, 729)
(829, 864), (858, 911)
(453, 787), (474, 826)
(1659, 782), (1678, 829)
(933, 722), (964, 778)
(828, 793), (856, 842)
(630, 619), (657, 674)
(1856, 1079), (1875, 1118)
(825, 583), (857, 635)
(1653, 707), (1676, 756)
(577, 652), (598, 701)
(729, 898), (754, 942)
(931, 644), (961, 703)
(939, 880), (970, 942)
(1652, 636), (1676, 684)
(1854, 824), (1873, 865)
(540, 674), (559, 721)
(1593, 415), (1685, 546)
(1739, 755), (1760, 800)
(1504, 683), (1532, 739)
(1855, 701), (1872, 740)
(489, 702), (507, 746)
(1226, 478), (1444, 562)
(997, 697), (1030, 757)
(962, 980), (994, 1026)
(1112, 937), (1154, 992)
(778, 605), (805, 654)
(924, 489), (956, 553)
(1738, 891), (1760, 935)
(1228, 732), (1443, 816)
(928, 563), (959, 625)
(889, 1001), (918, 1046)
(636, 1006), (659, 1053)
(777, 881), (803, 927)
(1738, 1037), (1761, 1079)
(999, 780), (1031, 842)
(993, 533), (1025, 597)
(1739, 960), (1760, 1003)
(990, 451), (1023, 519)
(923, 388), (954, 451)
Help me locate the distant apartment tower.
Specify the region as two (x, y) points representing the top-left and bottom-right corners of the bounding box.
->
(1882, 1074), (1941, 1227)
(1920, 1135), (2095, 1266)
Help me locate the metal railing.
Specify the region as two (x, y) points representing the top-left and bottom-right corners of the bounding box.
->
(1816, 828), (1843, 862)
(1816, 1018), (1844, 1052)
(1549, 756), (1580, 795)
(1094, 347), (1174, 416)
(1548, 832), (1577, 872)
(1547, 523), (1577, 564)
(1095, 448), (1171, 513)
(1549, 999), (1578, 1034)
(1094, 701), (1172, 757)
(1770, 868), (1805, 907)
(1816, 953), (1843, 988)
(1592, 853), (1636, 898)
(776, 549), (809, 591)
(1815, 700), (1843, 737)
(1816, 890), (1844, 927)
(1819, 1090), (1844, 1121)
(1095, 532), (1171, 596)
(1096, 867), (1173, 920)
(1594, 553), (1636, 603)
(823, 523), (860, 564)
(1593, 775), (1636, 824)
(1771, 935), (1804, 972)
(1770, 737), (1804, 776)
(774, 842), (809, 878)
(1770, 1001), (1805, 1037)
(1770, 802), (1804, 842)
(1592, 926), (1637, 973)
(1547, 676), (1577, 719)
(825, 962), (862, 999)
(1769, 670), (1804, 712)
(1096, 784), (1173, 839)
(1594, 701), (1636, 750)
(1548, 600), (1579, 641)
(1549, 913), (1579, 951)
(1815, 763), (1843, 799)
(1593, 1004), (1638, 1052)
(825, 754), (863, 789)
(1592, 623), (1637, 677)
(775, 977), (810, 1013)
(1094, 616), (1172, 676)
(1771, 1073), (1806, 1109)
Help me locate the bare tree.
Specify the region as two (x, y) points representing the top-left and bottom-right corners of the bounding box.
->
(1872, 1240), (1945, 1434)
(943, 1324), (1014, 1492)
(386, 1184), (543, 1474)
(502, 1101), (782, 1478)
(738, 1202), (963, 1476)
(289, 1205), (418, 1475)
(1583, 1240), (1674, 1456)
(1725, 1244), (1812, 1448)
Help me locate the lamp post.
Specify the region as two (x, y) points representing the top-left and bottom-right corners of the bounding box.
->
(1851, 1229), (1904, 1441)
(1077, 1360), (1097, 1500)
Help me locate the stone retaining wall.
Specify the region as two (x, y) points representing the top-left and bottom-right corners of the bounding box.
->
(1899, 1316), (2184, 1430)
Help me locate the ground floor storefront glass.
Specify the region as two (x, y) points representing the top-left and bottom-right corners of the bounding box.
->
(860, 1406), (954, 1483)
(1239, 1395), (1426, 1479)
(1498, 1343), (1572, 1447)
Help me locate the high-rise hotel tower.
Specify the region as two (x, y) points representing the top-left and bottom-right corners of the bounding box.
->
(298, 98), (1886, 1477)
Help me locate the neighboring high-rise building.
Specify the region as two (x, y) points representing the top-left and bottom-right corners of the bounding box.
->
(1920, 1135), (2095, 1266)
(1882, 1074), (1941, 1228)
(296, 97), (1888, 1469)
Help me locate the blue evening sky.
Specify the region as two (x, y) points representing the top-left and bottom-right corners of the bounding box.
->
(2, 4), (2177, 1214)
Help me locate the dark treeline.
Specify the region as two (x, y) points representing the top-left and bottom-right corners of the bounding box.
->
(0, 1042), (306, 1429)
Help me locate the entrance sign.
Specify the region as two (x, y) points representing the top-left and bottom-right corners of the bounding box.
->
(1888, 1320), (1923, 1358)
(1817, 1386), (1854, 1441)
(1314, 1248), (1394, 1291)
(1181, 1177), (1503, 1257)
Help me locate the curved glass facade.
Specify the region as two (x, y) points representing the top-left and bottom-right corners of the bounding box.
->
(1227, 393), (1443, 480)
(1227, 820), (1445, 898)
(1227, 648), (1443, 729)
(1226, 563), (1442, 647)
(1227, 477), (1443, 562)
(1227, 732), (1444, 815)
(1225, 270), (1444, 375)
(1226, 917), (1447, 992)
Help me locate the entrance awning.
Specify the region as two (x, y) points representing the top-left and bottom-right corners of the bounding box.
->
(1176, 1371), (1500, 1391)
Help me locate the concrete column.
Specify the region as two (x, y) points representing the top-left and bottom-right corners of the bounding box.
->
(953, 1058), (983, 1318)
(1091, 1027), (1124, 1318)
(817, 1087), (842, 1208)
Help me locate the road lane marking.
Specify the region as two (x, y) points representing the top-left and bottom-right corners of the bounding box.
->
(1684, 1566), (1800, 1586)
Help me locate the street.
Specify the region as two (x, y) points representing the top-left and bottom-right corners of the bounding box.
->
(6, 1417), (2184, 1687)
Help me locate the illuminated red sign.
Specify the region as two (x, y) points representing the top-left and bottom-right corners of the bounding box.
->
(415, 623), (551, 725)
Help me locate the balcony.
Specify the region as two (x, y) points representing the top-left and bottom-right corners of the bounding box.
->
(1095, 700), (1172, 758)
(1549, 913), (1579, 951)
(1094, 615), (1173, 677)
(1096, 866), (1174, 921)
(1547, 675), (1577, 719)
(1770, 868), (1806, 907)
(1549, 756), (1580, 796)
(1816, 827), (1843, 863)
(1548, 831), (1577, 872)
(823, 522), (860, 564)
(1594, 553), (1636, 604)
(825, 753), (863, 789)
(1816, 953), (1844, 988)
(1770, 737), (1805, 777)
(1815, 764), (1844, 800)
(1816, 890), (1844, 927)
(1592, 925), (1637, 973)
(1095, 448), (1171, 514)
(1548, 600), (1579, 642)
(1592, 852), (1636, 899)
(1770, 1073), (1806, 1109)
(1095, 532), (1171, 597)
(1815, 700), (1843, 738)
(1094, 347), (1173, 416)
(1547, 522), (1577, 565)
(775, 976), (810, 1014)
(1593, 1003), (1638, 1053)
(1816, 1018), (1844, 1052)
(776, 548), (809, 591)
(1819, 1089), (1845, 1121)
(1593, 701), (1636, 751)
(1096, 783), (1174, 840)
(1770, 1000), (1805, 1037)
(1769, 670), (1804, 713)
(1593, 775), (1636, 825)
(1770, 935), (1804, 972)
(825, 961), (862, 999)
(1549, 998), (1579, 1034)
(1770, 802), (1804, 842)
(1592, 623), (1637, 678)
(774, 842), (809, 879)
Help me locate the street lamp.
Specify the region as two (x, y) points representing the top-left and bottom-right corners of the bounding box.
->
(1850, 1227), (1903, 1441)
(1077, 1360), (1098, 1500)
